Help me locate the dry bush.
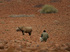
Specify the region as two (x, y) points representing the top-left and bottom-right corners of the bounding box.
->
(40, 5), (58, 14)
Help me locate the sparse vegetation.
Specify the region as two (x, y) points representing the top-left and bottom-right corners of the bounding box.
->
(23, 38), (28, 42)
(26, 40), (28, 42)
(0, 1), (3, 3)
(9, 14), (35, 17)
(0, 0), (69, 52)
(50, 0), (61, 2)
(23, 38), (25, 41)
(5, 29), (9, 31)
(40, 5), (58, 13)
(0, 21), (5, 24)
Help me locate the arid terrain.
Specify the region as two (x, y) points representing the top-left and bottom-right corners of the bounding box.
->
(0, 0), (70, 52)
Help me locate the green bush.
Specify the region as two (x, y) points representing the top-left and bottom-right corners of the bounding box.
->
(23, 38), (25, 41)
(40, 5), (58, 13)
(0, 1), (3, 3)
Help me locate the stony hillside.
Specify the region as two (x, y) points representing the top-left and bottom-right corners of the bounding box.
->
(0, 0), (70, 52)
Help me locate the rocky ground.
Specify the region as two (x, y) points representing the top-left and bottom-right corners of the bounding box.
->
(0, 0), (70, 52)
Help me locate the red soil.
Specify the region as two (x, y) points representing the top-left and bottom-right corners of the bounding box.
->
(0, 0), (70, 52)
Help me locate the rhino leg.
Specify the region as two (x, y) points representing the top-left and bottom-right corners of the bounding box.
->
(29, 32), (31, 36)
(22, 31), (24, 35)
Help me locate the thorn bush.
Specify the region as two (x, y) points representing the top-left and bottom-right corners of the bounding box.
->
(40, 5), (58, 13)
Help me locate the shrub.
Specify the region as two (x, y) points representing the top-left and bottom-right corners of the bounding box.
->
(23, 38), (25, 41)
(5, 29), (9, 31)
(9, 14), (35, 17)
(0, 1), (3, 3)
(40, 5), (58, 13)
(0, 21), (5, 24)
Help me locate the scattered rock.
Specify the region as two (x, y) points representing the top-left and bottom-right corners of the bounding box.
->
(67, 5), (70, 7)
(55, 44), (60, 49)
(54, 20), (60, 25)
(66, 47), (70, 51)
(22, 49), (31, 52)
(4, 0), (11, 2)
(64, 43), (70, 51)
(36, 45), (39, 47)
(55, 44), (59, 47)
(15, 45), (22, 51)
(26, 42), (31, 46)
(48, 44), (61, 51)
(17, 0), (22, 2)
(38, 48), (48, 52)
(48, 46), (56, 51)
(33, 4), (44, 8)
(60, 44), (68, 50)
(6, 46), (16, 52)
(38, 50), (47, 52)
(0, 40), (8, 49)
(30, 41), (32, 43)
(0, 43), (4, 49)
(26, 47), (37, 51)
(14, 40), (21, 43)
(50, 0), (61, 2)
(66, 43), (70, 47)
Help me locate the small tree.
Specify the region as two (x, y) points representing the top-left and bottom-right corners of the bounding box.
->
(40, 5), (58, 13)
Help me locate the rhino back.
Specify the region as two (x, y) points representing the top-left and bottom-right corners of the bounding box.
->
(25, 27), (32, 33)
